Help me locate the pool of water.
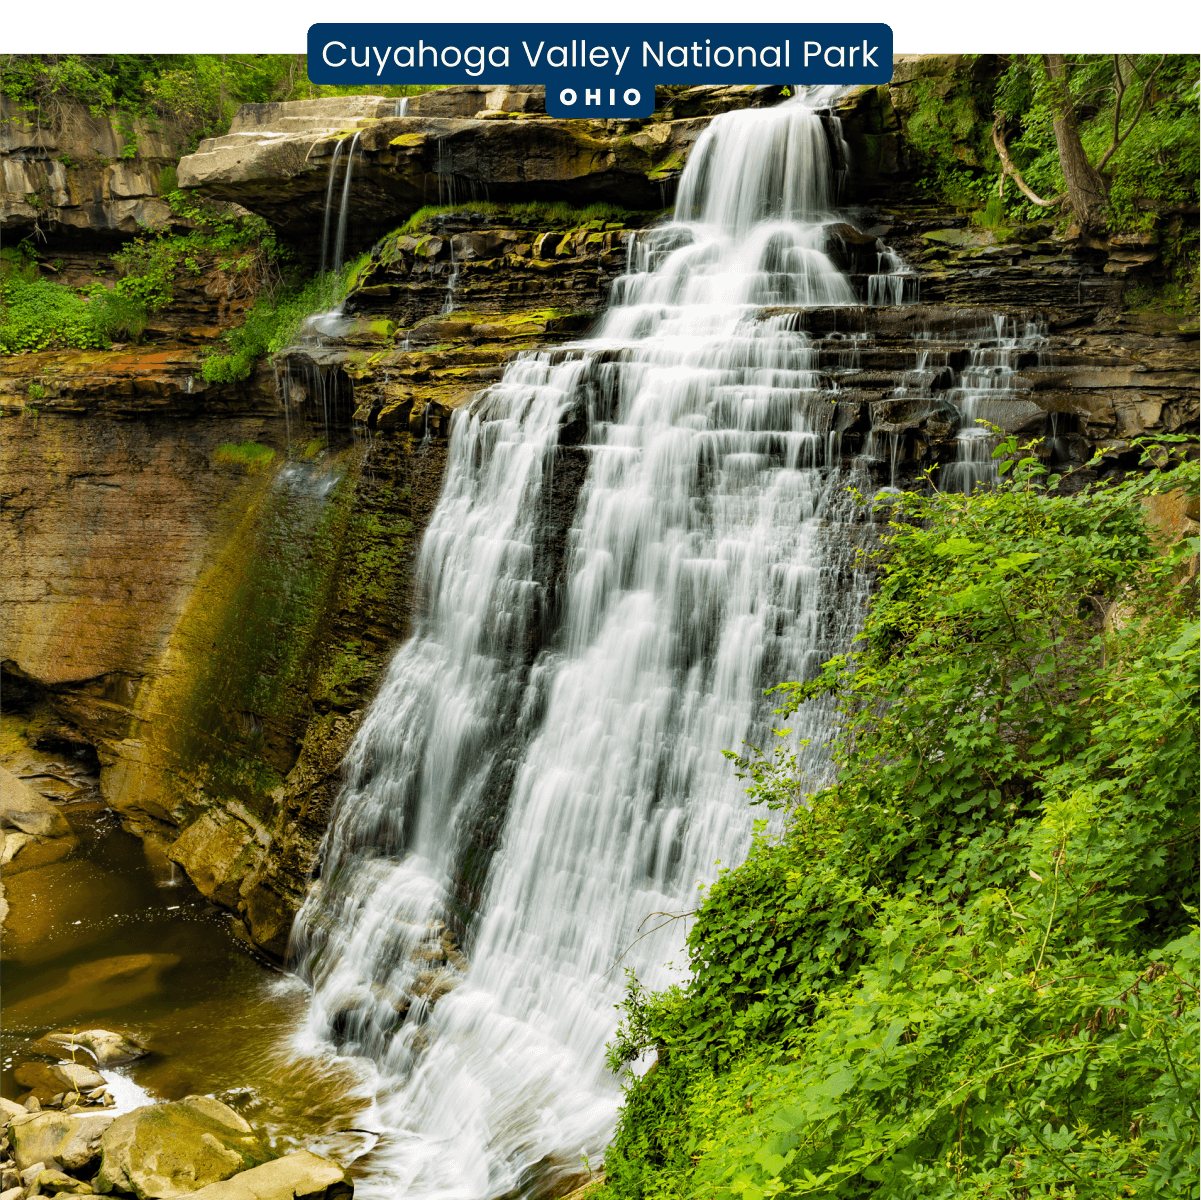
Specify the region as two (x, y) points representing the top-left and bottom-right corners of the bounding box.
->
(1, 802), (375, 1161)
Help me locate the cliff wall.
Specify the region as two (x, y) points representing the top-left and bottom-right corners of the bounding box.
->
(2, 70), (1196, 956)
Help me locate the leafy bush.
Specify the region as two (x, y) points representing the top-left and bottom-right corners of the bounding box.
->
(0, 274), (108, 353)
(88, 288), (148, 342)
(601, 438), (1200, 1200)
(108, 190), (280, 314)
(0, 193), (279, 355)
(199, 254), (368, 384)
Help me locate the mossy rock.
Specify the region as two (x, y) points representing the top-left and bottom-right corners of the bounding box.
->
(96, 1095), (274, 1199)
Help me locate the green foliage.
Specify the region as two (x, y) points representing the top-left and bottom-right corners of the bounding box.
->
(914, 54), (1199, 276)
(111, 190), (280, 313)
(968, 193), (1011, 237)
(88, 288), (149, 342)
(994, 55), (1199, 231)
(212, 441), (276, 471)
(1, 54), (441, 148)
(602, 439), (1200, 1200)
(0, 194), (279, 355)
(0, 273), (109, 353)
(1, 240), (42, 284)
(398, 200), (656, 235)
(199, 254), (367, 384)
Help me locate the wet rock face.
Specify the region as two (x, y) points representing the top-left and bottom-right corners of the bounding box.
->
(741, 303), (1199, 485)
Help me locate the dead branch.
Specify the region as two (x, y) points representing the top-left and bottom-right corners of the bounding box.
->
(991, 114), (1065, 208)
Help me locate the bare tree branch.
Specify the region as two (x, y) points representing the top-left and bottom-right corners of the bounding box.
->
(991, 114), (1065, 208)
(1096, 54), (1166, 173)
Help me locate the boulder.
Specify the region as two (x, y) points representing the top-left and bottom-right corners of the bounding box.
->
(14, 1063), (107, 1103)
(9, 1110), (116, 1173)
(0, 768), (72, 839)
(1, 828), (76, 874)
(184, 1151), (352, 1200)
(0, 1188), (22, 1200)
(1, 1095), (25, 1125)
(96, 1096), (273, 1199)
(32, 1029), (149, 1068)
(29, 1166), (95, 1194)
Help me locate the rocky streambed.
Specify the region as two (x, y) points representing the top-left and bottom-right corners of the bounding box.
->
(1, 726), (376, 1196)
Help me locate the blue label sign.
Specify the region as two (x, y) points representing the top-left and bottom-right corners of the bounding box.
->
(307, 23), (894, 118)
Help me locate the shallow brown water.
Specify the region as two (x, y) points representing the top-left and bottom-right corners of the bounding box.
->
(1, 804), (374, 1160)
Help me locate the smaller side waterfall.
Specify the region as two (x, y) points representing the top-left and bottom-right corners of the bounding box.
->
(318, 138), (346, 279)
(333, 131), (362, 280)
(302, 132), (368, 346)
(867, 244), (918, 306)
(943, 315), (1047, 494)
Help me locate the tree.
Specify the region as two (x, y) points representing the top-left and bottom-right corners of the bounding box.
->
(992, 54), (1167, 231)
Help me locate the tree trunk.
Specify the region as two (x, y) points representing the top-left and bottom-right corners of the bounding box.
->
(1042, 55), (1109, 230)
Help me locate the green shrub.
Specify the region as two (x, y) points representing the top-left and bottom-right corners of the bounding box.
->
(88, 289), (148, 342)
(602, 438), (1200, 1200)
(200, 254), (367, 384)
(0, 241), (41, 283)
(0, 275), (108, 353)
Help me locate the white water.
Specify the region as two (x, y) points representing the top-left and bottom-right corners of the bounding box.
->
(291, 95), (883, 1198)
(310, 130), (364, 341)
(943, 315), (1047, 494)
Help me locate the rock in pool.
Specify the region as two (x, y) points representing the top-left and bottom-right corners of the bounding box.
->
(32, 1029), (149, 1068)
(95, 1095), (274, 1198)
(185, 1151), (352, 1200)
(8, 1109), (116, 1173)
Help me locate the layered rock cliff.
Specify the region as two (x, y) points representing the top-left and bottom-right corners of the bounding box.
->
(2, 72), (1196, 957)
(1, 96), (194, 241)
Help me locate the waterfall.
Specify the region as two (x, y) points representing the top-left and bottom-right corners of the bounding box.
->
(291, 95), (884, 1198)
(318, 131), (362, 282)
(319, 137), (346, 279)
(333, 131), (362, 280)
(942, 315), (1047, 494)
(301, 131), (366, 348)
(442, 236), (459, 315)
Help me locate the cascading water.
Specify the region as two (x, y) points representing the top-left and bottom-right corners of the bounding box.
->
(942, 314), (1047, 494)
(307, 131), (364, 344)
(291, 95), (892, 1198)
